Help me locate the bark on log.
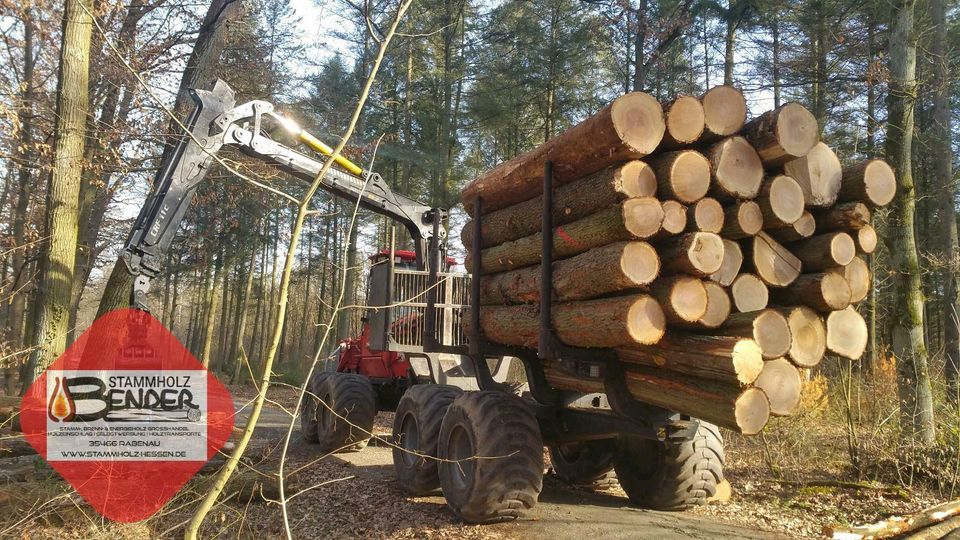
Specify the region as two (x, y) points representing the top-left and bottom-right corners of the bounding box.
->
(730, 273), (769, 312)
(461, 92), (665, 215)
(753, 357), (803, 416)
(837, 159), (897, 208)
(813, 202), (871, 231)
(623, 367), (770, 435)
(660, 95), (706, 147)
(713, 309), (792, 358)
(771, 272), (852, 312)
(649, 276), (708, 323)
(478, 241), (660, 304)
(722, 201), (763, 239)
(779, 306), (827, 368)
(700, 86), (748, 141)
(474, 294), (666, 349)
(648, 150), (711, 203)
(698, 281), (732, 328)
(758, 175), (805, 228)
(831, 256), (870, 304)
(686, 197), (724, 233)
(856, 225), (878, 254)
(617, 336), (764, 385)
(791, 232), (856, 271)
(825, 498), (960, 539)
(826, 306), (868, 359)
(472, 198), (664, 273)
(749, 232), (802, 287)
(767, 211), (816, 243)
(543, 362), (605, 394)
(461, 161), (657, 249)
(782, 142), (842, 207)
(740, 102), (820, 167)
(658, 232), (725, 277)
(710, 239), (743, 287)
(708, 136), (764, 199)
(657, 200), (688, 238)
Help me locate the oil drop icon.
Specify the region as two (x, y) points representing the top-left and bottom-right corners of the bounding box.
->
(48, 376), (75, 422)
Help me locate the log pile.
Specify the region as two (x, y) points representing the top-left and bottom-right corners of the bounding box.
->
(459, 86), (895, 436)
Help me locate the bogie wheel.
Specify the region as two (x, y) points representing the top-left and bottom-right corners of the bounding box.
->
(549, 439), (618, 490)
(392, 384), (463, 495)
(437, 391), (543, 524)
(315, 373), (377, 453)
(300, 371), (332, 443)
(614, 421), (724, 510)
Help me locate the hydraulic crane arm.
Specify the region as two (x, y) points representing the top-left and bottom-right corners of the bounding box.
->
(122, 79), (445, 311)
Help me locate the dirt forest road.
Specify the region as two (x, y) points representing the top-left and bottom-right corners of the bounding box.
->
(241, 401), (774, 539)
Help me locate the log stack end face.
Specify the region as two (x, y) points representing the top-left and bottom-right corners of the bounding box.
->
(701, 85), (748, 137)
(776, 103), (821, 160)
(665, 95), (706, 144)
(612, 92), (667, 155)
(735, 387), (771, 436)
(620, 160), (658, 198)
(863, 159), (897, 207)
(627, 295), (667, 345)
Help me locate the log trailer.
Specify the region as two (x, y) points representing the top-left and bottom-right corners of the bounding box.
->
(118, 79), (723, 523)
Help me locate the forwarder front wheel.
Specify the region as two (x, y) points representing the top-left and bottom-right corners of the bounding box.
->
(300, 371), (332, 443)
(614, 421), (724, 510)
(438, 391), (543, 524)
(392, 384), (463, 495)
(315, 373), (377, 453)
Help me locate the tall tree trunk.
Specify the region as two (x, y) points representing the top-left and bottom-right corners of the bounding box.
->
(866, 14), (877, 153)
(633, 0), (647, 91)
(771, 12), (781, 108)
(884, 0), (935, 442)
(24, 0), (94, 388)
(336, 221), (360, 343)
(723, 0), (737, 85)
(231, 245), (257, 383)
(931, 0), (958, 402)
(199, 251), (222, 368)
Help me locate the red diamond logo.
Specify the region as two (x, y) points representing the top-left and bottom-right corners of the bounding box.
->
(20, 308), (235, 522)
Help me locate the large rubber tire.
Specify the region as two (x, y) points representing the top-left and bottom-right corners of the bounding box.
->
(549, 439), (618, 489)
(437, 391), (543, 524)
(300, 371), (332, 443)
(316, 373), (377, 453)
(614, 421), (724, 510)
(392, 384), (463, 495)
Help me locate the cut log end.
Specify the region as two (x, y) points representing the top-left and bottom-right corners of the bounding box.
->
(701, 86), (747, 138)
(627, 295), (667, 345)
(752, 232), (802, 287)
(785, 306), (827, 368)
(700, 281), (732, 328)
(827, 306), (868, 359)
(664, 95), (706, 145)
(621, 242), (662, 287)
(731, 339), (765, 384)
(829, 233), (856, 267)
(688, 197), (725, 233)
(743, 102), (819, 167)
(838, 257), (870, 304)
(735, 387), (771, 436)
(857, 225), (878, 254)
(612, 92), (668, 155)
(625, 197), (668, 238)
(753, 310), (792, 358)
(731, 273), (769, 313)
(762, 175), (805, 227)
(861, 160), (897, 207)
(784, 142), (842, 208)
(653, 150), (711, 203)
(660, 200), (688, 236)
(620, 160), (658, 198)
(723, 201), (763, 238)
(661, 232), (725, 276)
(754, 357), (803, 416)
(712, 136), (764, 199)
(655, 276), (708, 322)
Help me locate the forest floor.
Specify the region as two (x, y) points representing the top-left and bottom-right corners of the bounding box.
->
(0, 383), (954, 539)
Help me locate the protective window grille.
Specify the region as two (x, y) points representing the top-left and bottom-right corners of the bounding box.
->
(389, 269), (470, 349)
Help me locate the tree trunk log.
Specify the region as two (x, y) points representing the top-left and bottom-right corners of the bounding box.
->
(658, 232), (725, 277)
(649, 276), (708, 323)
(754, 357), (802, 416)
(749, 232), (802, 286)
(740, 102), (820, 167)
(648, 150), (711, 203)
(660, 95), (706, 147)
(461, 161), (657, 249)
(791, 232), (856, 271)
(708, 136), (764, 199)
(813, 202), (871, 231)
(832, 256), (870, 304)
(697, 281), (732, 328)
(771, 272), (852, 312)
(782, 142), (842, 207)
(722, 201), (763, 239)
(778, 307), (827, 368)
(710, 239), (743, 286)
(478, 241), (660, 304)
(837, 159), (896, 208)
(657, 200), (688, 238)
(471, 198), (664, 273)
(617, 336), (764, 385)
(713, 309), (792, 358)
(730, 273), (769, 312)
(686, 197), (724, 233)
(461, 92), (665, 215)
(623, 367), (770, 435)
(826, 306), (868, 359)
(766, 211), (816, 243)
(700, 85), (747, 141)
(543, 362), (605, 393)
(473, 294), (666, 349)
(856, 224), (878, 254)
(758, 175), (805, 228)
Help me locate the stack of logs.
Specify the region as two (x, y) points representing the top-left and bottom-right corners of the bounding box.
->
(460, 86), (896, 436)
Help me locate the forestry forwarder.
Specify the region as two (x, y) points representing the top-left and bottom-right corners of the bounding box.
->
(118, 79), (724, 524)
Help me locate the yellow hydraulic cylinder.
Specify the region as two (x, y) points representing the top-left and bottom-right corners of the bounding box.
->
(297, 130), (364, 176)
